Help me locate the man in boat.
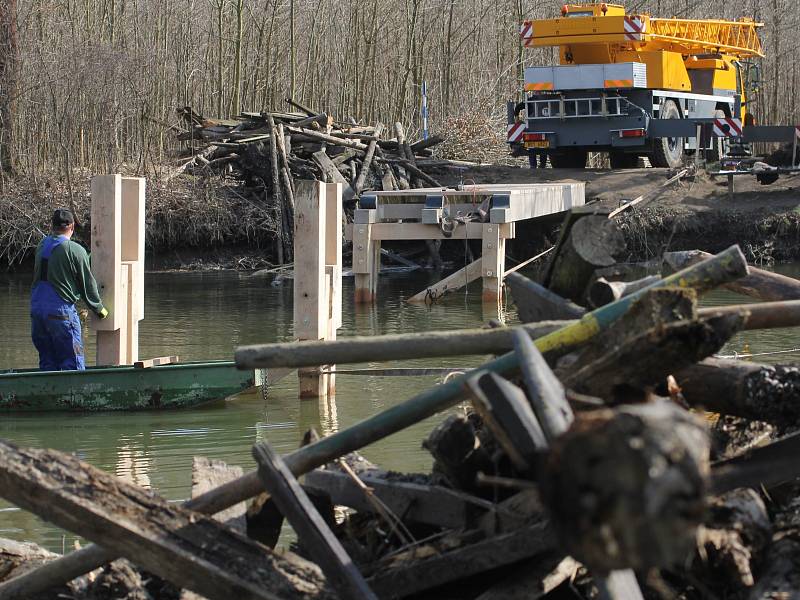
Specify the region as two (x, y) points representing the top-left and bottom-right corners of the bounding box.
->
(30, 209), (108, 371)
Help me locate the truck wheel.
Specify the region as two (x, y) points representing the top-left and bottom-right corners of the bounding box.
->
(550, 149), (587, 169)
(651, 99), (684, 168)
(609, 151), (639, 169)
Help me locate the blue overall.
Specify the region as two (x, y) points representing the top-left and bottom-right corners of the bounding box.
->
(30, 236), (86, 371)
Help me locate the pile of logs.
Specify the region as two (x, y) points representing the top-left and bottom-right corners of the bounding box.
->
(171, 101), (450, 263)
(4, 242), (800, 599)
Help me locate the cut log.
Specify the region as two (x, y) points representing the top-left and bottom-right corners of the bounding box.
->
(354, 123), (383, 195)
(676, 358), (800, 426)
(0, 439), (333, 600)
(410, 134), (445, 153)
(560, 310), (744, 402)
(664, 250), (800, 301)
(252, 442), (377, 600)
(288, 127), (369, 151)
(506, 272), (586, 323)
(311, 150), (356, 200)
(541, 400), (710, 572)
(586, 275), (661, 308)
(547, 215), (626, 304)
(303, 468), (493, 529)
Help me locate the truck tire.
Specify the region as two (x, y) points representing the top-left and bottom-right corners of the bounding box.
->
(550, 149), (587, 169)
(609, 151), (639, 169)
(651, 99), (684, 168)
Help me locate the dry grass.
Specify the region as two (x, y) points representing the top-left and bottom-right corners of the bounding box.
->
(0, 170), (280, 268)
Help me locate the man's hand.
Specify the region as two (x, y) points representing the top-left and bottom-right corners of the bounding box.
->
(98, 307), (109, 319)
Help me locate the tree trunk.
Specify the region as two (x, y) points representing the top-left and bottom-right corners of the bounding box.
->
(0, 0), (18, 173)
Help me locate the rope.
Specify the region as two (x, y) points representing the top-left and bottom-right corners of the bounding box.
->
(714, 347), (800, 360)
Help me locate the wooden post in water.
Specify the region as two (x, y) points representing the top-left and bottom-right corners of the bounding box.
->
(121, 177), (145, 364)
(293, 180), (342, 398)
(90, 175), (145, 366)
(481, 223), (506, 303)
(352, 215), (380, 304)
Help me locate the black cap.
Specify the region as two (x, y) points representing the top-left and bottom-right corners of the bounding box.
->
(52, 209), (75, 229)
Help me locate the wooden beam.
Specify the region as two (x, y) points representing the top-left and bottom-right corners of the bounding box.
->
(303, 468), (494, 529)
(134, 356), (180, 369)
(90, 174), (123, 332)
(0, 440), (331, 600)
(253, 443), (377, 600)
(345, 222), (514, 242)
(121, 177), (145, 320)
(368, 521), (557, 598)
(406, 258), (482, 303)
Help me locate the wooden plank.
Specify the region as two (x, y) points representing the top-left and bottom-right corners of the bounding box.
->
(360, 222), (513, 241)
(96, 262), (129, 366)
(133, 355), (180, 369)
(368, 521), (557, 598)
(325, 183), (343, 331)
(0, 440), (332, 600)
(191, 457), (246, 533)
(121, 177), (145, 320)
(406, 258), (482, 303)
(124, 261), (139, 364)
(303, 468), (494, 529)
(252, 442), (378, 600)
(90, 174), (122, 331)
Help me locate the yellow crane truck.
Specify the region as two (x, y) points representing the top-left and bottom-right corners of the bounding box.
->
(508, 3), (763, 168)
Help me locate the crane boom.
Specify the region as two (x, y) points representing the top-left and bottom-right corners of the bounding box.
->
(522, 8), (764, 59)
(648, 18), (763, 58)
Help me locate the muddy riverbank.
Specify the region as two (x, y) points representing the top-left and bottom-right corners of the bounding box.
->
(4, 166), (799, 272)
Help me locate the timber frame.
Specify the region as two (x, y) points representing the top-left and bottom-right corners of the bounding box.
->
(345, 183), (585, 304)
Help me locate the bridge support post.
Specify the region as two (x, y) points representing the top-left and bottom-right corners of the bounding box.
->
(294, 181), (342, 399)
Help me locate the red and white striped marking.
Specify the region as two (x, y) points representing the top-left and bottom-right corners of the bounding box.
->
(507, 122), (526, 143)
(624, 16), (646, 41)
(712, 118), (743, 138)
(519, 21), (533, 40)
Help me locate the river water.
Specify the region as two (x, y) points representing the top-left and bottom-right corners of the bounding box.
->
(1, 266), (799, 552)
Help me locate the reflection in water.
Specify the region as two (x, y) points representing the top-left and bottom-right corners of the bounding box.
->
(2, 264), (800, 550)
(115, 442), (152, 489)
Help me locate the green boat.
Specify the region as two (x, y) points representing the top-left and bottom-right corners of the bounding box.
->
(0, 361), (258, 412)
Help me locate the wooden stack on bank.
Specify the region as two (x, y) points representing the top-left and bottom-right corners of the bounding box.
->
(6, 245), (800, 599)
(172, 102), (454, 263)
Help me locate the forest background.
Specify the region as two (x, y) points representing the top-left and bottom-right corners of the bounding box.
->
(0, 0), (797, 264)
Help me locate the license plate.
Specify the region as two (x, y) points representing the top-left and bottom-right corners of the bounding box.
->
(525, 141), (549, 148)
